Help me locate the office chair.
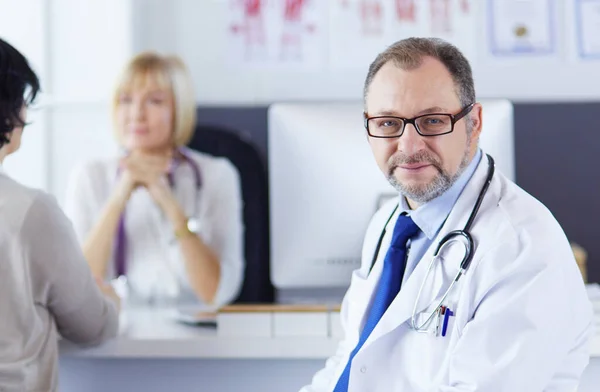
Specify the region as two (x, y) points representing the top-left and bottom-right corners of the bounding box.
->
(187, 123), (274, 303)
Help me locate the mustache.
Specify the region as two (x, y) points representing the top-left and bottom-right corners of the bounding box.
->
(387, 151), (442, 174)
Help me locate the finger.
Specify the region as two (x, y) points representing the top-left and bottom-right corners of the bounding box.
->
(130, 171), (153, 185)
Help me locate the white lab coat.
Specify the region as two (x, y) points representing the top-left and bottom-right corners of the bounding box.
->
(64, 149), (245, 307)
(301, 156), (593, 392)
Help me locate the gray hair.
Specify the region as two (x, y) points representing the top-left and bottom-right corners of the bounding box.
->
(363, 37), (475, 108)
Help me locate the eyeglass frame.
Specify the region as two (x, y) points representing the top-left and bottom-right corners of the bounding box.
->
(363, 103), (475, 138)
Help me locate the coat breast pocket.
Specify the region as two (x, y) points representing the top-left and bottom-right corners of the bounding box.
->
(399, 301), (458, 390)
(412, 300), (457, 339)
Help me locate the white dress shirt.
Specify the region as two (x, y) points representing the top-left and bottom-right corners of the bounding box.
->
(0, 165), (119, 392)
(64, 149), (245, 308)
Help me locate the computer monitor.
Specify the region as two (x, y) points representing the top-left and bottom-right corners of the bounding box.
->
(268, 99), (515, 289)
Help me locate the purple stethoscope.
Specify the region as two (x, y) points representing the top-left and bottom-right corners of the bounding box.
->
(113, 147), (202, 279)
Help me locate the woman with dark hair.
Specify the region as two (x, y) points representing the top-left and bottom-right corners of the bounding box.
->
(0, 38), (119, 391)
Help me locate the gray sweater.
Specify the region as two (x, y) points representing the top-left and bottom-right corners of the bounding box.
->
(0, 167), (119, 391)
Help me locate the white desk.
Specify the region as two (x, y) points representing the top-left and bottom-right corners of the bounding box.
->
(60, 308), (340, 359)
(59, 308), (337, 392)
(59, 307), (600, 392)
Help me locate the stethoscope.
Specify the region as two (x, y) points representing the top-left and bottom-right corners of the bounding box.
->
(369, 154), (495, 332)
(113, 146), (202, 279)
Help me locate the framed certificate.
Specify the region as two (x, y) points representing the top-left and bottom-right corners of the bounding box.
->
(575, 0), (600, 59)
(488, 0), (556, 56)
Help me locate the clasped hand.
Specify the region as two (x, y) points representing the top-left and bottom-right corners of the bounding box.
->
(116, 151), (175, 211)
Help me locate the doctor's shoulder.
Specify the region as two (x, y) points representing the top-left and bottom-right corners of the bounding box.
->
(473, 175), (593, 323)
(498, 178), (573, 252)
(474, 174), (581, 281)
(184, 149), (242, 197)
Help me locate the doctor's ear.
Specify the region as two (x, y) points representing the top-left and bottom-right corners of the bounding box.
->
(469, 103), (483, 137)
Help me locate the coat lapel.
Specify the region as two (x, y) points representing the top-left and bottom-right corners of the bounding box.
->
(360, 155), (495, 350)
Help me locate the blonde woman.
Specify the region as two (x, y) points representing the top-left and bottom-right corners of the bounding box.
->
(65, 53), (244, 308)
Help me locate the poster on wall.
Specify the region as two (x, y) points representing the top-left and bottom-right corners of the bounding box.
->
(227, 0), (327, 69)
(575, 0), (600, 60)
(427, 0), (476, 59)
(395, 0), (417, 22)
(385, 0), (476, 63)
(429, 0), (453, 34)
(487, 0), (556, 56)
(329, 0), (477, 71)
(328, 0), (393, 71)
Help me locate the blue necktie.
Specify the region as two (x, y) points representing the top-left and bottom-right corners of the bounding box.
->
(333, 214), (420, 391)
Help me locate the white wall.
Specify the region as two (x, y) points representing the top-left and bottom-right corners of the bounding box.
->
(0, 0), (132, 200)
(2, 0), (599, 202)
(133, 0), (600, 104)
(0, 0), (49, 190)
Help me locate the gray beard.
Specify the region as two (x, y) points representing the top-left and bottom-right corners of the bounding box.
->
(387, 138), (473, 204)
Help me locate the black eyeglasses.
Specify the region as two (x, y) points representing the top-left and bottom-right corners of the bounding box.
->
(364, 103), (475, 138)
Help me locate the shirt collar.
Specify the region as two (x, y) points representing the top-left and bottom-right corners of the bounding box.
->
(400, 148), (483, 239)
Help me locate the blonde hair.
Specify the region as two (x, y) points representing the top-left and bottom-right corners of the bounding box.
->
(112, 52), (196, 147)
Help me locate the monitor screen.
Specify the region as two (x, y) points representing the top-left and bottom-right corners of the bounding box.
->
(268, 100), (514, 289)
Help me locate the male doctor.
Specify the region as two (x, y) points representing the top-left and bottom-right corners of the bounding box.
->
(301, 38), (593, 391)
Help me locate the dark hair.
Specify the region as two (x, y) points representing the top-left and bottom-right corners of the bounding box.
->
(0, 37), (40, 149)
(364, 37), (475, 107)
